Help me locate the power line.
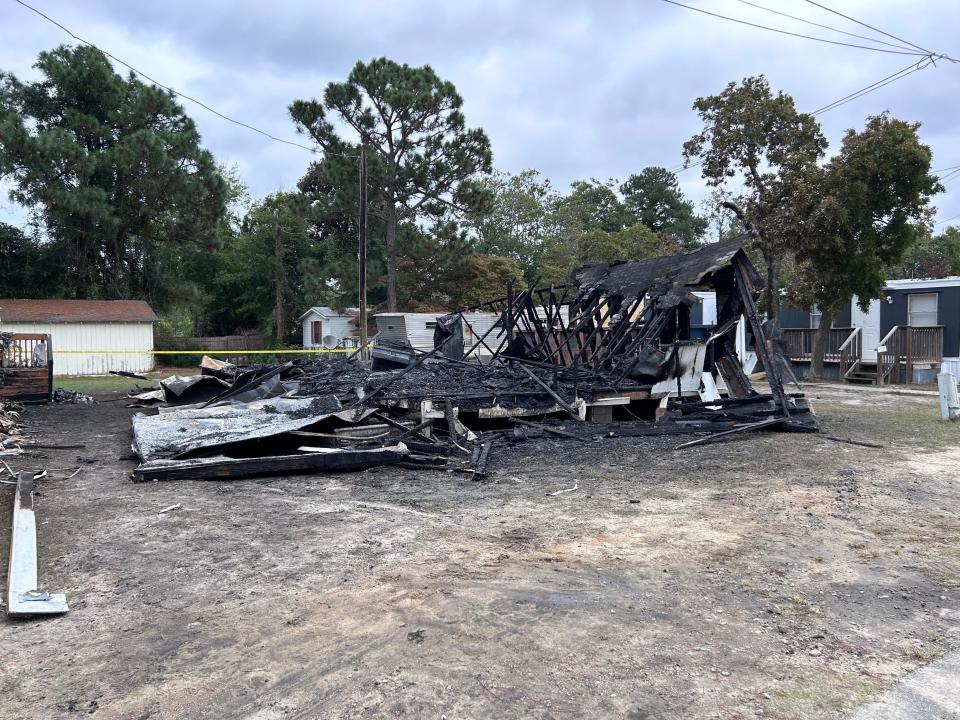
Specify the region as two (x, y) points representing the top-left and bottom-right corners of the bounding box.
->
(937, 169), (960, 187)
(672, 159), (703, 174)
(10, 0), (340, 157)
(935, 213), (960, 226)
(731, 0), (918, 53)
(933, 164), (960, 174)
(810, 57), (933, 115)
(658, 0), (930, 56)
(800, 0), (948, 60)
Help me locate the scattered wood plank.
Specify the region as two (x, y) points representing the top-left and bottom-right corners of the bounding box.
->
(29, 443), (86, 450)
(509, 418), (587, 442)
(473, 440), (493, 479)
(133, 445), (409, 482)
(110, 370), (148, 380)
(673, 418), (785, 450)
(818, 435), (883, 449)
(514, 363), (583, 421)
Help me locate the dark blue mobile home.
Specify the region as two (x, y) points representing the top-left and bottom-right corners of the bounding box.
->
(781, 277), (960, 383)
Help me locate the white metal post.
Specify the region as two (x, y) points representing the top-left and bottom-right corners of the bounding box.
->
(937, 372), (959, 421)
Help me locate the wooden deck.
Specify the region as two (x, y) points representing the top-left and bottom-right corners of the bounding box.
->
(781, 325), (943, 384)
(877, 325), (944, 384)
(1, 333), (53, 402)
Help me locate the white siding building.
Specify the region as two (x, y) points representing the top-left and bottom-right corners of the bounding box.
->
(300, 307), (356, 348)
(375, 311), (510, 354)
(0, 299), (157, 376)
(375, 313), (442, 349)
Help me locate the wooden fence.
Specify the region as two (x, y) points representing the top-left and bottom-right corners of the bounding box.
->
(154, 334), (270, 365)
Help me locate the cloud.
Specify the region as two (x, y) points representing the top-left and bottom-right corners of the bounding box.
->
(2, 0), (958, 225)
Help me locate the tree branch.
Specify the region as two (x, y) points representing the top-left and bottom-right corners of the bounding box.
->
(720, 201), (761, 242)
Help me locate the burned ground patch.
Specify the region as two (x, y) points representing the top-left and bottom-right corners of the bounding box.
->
(0, 385), (957, 719)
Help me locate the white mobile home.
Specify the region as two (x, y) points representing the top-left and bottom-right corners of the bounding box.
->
(0, 299), (156, 376)
(300, 307), (356, 348)
(375, 313), (443, 349)
(375, 312), (510, 354)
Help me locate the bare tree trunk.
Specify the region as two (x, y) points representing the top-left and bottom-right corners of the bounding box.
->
(809, 305), (837, 380)
(762, 247), (780, 323)
(273, 220), (285, 342)
(385, 202), (398, 312)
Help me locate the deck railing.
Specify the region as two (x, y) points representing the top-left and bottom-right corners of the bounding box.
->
(781, 327), (857, 362)
(0, 333), (53, 401)
(837, 327), (862, 378)
(877, 325), (944, 384)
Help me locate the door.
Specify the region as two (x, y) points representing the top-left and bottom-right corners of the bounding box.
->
(851, 296), (881, 362)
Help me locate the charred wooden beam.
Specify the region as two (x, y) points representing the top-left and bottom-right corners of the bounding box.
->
(133, 445), (410, 482)
(732, 255), (790, 417)
(514, 363), (582, 421)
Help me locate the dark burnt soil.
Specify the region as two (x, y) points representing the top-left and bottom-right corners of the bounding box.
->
(0, 387), (958, 720)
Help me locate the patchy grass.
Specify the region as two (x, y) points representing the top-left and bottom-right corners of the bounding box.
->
(53, 367), (199, 396)
(54, 374), (147, 394)
(764, 669), (885, 719)
(815, 401), (958, 449)
(148, 366), (200, 378)
(780, 596), (821, 619)
(900, 642), (942, 662)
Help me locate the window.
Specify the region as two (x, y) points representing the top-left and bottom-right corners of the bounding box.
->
(810, 306), (822, 329)
(907, 293), (938, 327)
(425, 321), (437, 330)
(310, 320), (323, 345)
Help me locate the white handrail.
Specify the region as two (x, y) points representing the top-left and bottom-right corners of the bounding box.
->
(838, 326), (862, 353)
(877, 324), (899, 349)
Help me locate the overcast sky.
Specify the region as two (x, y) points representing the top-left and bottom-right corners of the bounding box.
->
(2, 0), (959, 229)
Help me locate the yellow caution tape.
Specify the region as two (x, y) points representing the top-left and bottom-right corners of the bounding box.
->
(54, 348), (357, 355)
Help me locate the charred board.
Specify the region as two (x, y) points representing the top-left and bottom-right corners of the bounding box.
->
(134, 446), (408, 482)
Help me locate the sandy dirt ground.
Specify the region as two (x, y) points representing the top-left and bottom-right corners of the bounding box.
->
(0, 384), (958, 719)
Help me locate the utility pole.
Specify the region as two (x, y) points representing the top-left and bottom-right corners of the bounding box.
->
(273, 214), (285, 344)
(358, 146), (368, 359)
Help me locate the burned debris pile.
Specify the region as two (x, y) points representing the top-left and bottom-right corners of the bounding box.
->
(1, 398), (24, 455)
(129, 235), (816, 482)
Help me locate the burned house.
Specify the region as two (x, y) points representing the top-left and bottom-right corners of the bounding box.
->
(128, 235), (814, 482)
(434, 233), (801, 417)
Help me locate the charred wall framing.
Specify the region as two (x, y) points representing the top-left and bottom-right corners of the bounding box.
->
(437, 234), (789, 402)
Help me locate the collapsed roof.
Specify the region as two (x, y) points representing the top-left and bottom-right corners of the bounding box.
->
(128, 237), (815, 483)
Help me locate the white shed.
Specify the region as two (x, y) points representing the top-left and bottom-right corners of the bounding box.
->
(300, 306), (356, 348)
(0, 299), (156, 376)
